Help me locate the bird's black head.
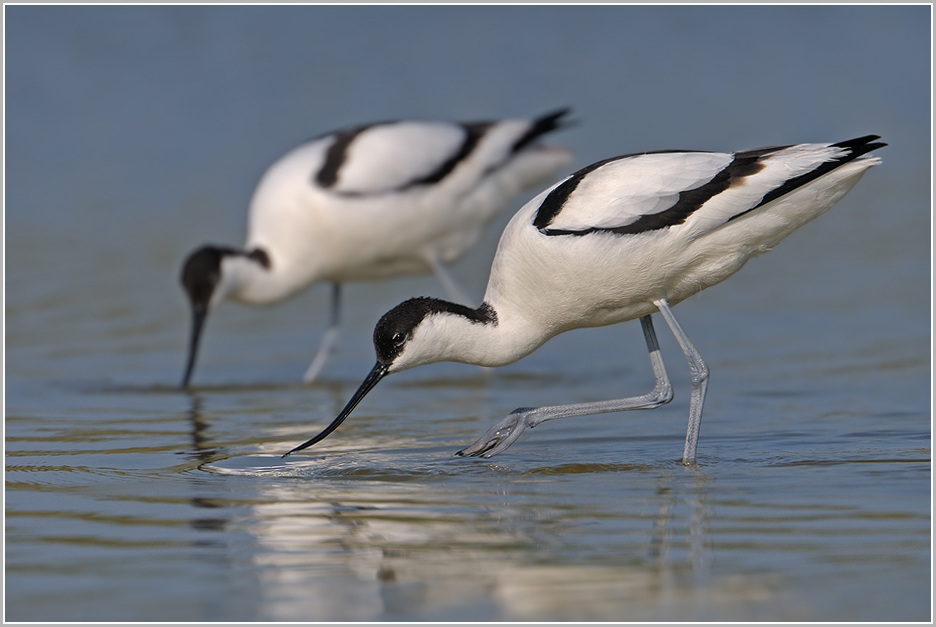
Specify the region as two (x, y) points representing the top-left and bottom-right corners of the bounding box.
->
(178, 245), (270, 388)
(372, 297), (495, 368)
(180, 245), (233, 309)
(180, 245), (271, 306)
(179, 245), (232, 388)
(373, 297), (436, 366)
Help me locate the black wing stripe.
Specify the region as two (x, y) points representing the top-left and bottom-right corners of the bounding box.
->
(315, 123), (378, 188)
(532, 155), (626, 230)
(315, 121), (492, 194)
(406, 122), (489, 187)
(539, 152), (769, 237)
(533, 147), (764, 231)
(726, 135), (886, 223)
(536, 136), (885, 237)
(314, 110), (572, 196)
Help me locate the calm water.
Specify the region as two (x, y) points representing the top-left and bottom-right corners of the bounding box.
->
(5, 5), (932, 622)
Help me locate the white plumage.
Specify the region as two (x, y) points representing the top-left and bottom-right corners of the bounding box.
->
(481, 142), (882, 336)
(179, 109), (573, 386)
(284, 135), (885, 463)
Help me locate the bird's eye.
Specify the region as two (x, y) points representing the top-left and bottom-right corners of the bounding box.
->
(392, 332), (406, 346)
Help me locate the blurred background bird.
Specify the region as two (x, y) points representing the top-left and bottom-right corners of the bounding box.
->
(179, 108), (574, 387)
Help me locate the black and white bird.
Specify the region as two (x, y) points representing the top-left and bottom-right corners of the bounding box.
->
(283, 135), (886, 463)
(179, 109), (573, 387)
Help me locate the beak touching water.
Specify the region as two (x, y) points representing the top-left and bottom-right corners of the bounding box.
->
(181, 304), (208, 388)
(282, 361), (390, 458)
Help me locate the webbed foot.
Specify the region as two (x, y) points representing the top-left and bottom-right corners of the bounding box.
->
(455, 407), (537, 458)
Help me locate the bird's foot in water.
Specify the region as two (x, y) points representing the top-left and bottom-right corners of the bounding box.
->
(456, 407), (538, 458)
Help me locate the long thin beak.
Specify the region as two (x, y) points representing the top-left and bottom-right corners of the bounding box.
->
(181, 304), (208, 388)
(282, 361), (389, 457)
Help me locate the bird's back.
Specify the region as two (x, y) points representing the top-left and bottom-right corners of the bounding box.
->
(484, 137), (884, 334)
(244, 112), (573, 287)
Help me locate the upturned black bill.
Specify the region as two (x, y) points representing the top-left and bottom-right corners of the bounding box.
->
(282, 361), (389, 457)
(181, 304), (208, 388)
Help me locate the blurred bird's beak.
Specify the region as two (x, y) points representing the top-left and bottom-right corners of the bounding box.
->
(181, 304), (208, 388)
(282, 361), (389, 457)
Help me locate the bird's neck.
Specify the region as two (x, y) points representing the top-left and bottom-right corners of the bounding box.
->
(402, 302), (550, 370)
(219, 251), (301, 305)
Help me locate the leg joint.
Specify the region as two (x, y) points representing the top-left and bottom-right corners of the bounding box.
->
(689, 360), (709, 387)
(651, 381), (674, 406)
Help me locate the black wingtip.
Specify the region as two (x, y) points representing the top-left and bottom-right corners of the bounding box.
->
(538, 106), (573, 125)
(832, 135), (887, 158)
(537, 107), (577, 134)
(512, 107), (575, 153)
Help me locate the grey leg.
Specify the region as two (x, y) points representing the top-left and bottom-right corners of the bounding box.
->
(652, 298), (709, 464)
(303, 283), (342, 383)
(457, 314), (674, 458)
(426, 253), (472, 306)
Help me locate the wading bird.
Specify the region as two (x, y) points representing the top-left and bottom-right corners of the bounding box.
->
(283, 135), (885, 463)
(180, 109), (573, 386)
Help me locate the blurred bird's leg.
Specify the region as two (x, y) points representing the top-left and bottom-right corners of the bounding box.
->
(303, 283), (342, 383)
(426, 252), (490, 379)
(426, 253), (473, 306)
